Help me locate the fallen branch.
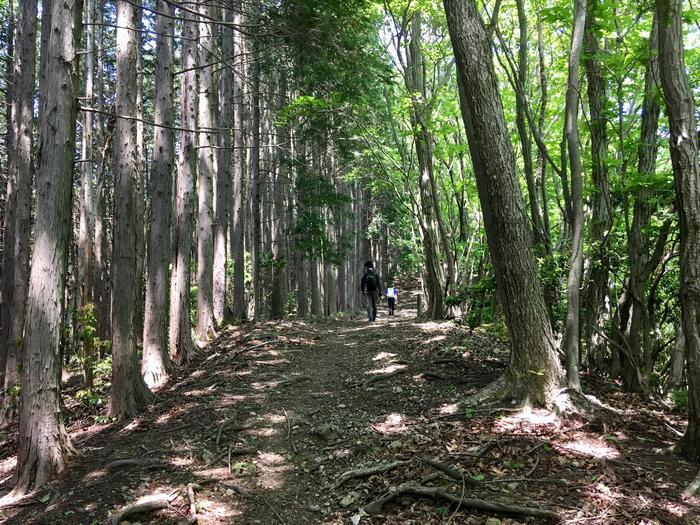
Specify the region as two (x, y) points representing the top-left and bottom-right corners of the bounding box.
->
(362, 369), (407, 387)
(334, 460), (411, 488)
(363, 484), (558, 519)
(110, 493), (178, 525)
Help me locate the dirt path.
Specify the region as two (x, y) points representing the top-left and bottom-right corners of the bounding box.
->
(0, 302), (698, 524)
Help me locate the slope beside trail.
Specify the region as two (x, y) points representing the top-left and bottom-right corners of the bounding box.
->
(0, 299), (698, 524)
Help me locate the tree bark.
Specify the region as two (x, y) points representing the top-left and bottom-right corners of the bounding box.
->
(142, 0), (175, 387)
(444, 0), (564, 406)
(169, 9), (197, 364)
(407, 12), (444, 320)
(656, 0), (700, 462)
(231, 0), (246, 320)
(582, 0), (611, 370)
(250, 0), (262, 319)
(109, 0), (151, 420)
(562, 0), (587, 392)
(195, 0), (217, 339)
(214, 5), (232, 324)
(621, 16), (661, 391)
(1, 0), (37, 413)
(12, 0), (81, 495)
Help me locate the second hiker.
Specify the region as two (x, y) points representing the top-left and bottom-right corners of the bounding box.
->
(361, 261), (382, 322)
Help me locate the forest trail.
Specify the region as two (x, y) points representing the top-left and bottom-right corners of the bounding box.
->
(0, 299), (698, 524)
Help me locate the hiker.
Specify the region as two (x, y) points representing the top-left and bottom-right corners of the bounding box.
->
(386, 285), (398, 315)
(360, 261), (382, 321)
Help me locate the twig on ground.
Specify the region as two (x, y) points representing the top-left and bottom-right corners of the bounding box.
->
(525, 451), (540, 477)
(110, 493), (178, 525)
(265, 498), (286, 524)
(283, 408), (291, 439)
(334, 460), (411, 488)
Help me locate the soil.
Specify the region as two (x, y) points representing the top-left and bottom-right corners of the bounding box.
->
(0, 297), (698, 525)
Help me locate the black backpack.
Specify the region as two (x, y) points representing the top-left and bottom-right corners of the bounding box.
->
(365, 270), (378, 292)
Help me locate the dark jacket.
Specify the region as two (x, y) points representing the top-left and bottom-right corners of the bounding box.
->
(360, 269), (382, 294)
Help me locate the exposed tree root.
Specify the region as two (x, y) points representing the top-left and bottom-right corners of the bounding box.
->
(110, 493), (178, 524)
(278, 375), (311, 387)
(215, 419), (255, 446)
(187, 483), (201, 523)
(361, 369), (407, 388)
(420, 457), (481, 487)
(221, 481), (251, 496)
(105, 458), (167, 470)
(683, 469), (700, 498)
(334, 460), (411, 488)
(419, 371), (449, 380)
(362, 483), (558, 519)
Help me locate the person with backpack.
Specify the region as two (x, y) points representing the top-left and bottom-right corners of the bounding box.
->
(386, 285), (398, 315)
(361, 261), (382, 321)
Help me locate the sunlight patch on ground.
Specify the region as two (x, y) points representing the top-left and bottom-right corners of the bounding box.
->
(371, 413), (408, 435)
(366, 364), (406, 376)
(262, 413), (287, 425)
(416, 321), (453, 333)
(492, 407), (561, 433)
(557, 437), (620, 459)
(248, 426), (280, 437)
(373, 352), (397, 361)
(254, 462), (291, 489)
(438, 403), (460, 415)
(257, 451), (286, 466)
(170, 456), (195, 467)
(423, 335), (447, 344)
(196, 496), (241, 521)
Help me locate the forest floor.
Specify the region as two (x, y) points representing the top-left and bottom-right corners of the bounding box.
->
(0, 295), (698, 524)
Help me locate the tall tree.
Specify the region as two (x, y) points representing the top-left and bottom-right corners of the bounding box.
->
(195, 0), (217, 339)
(110, 0), (151, 419)
(142, 0), (175, 387)
(444, 0), (564, 405)
(582, 0), (611, 368)
(250, 0), (263, 319)
(406, 12), (444, 319)
(561, 0), (587, 392)
(170, 9), (197, 363)
(214, 3), (233, 324)
(656, 0), (700, 462)
(231, 0), (247, 320)
(13, 0), (81, 494)
(0, 0), (37, 415)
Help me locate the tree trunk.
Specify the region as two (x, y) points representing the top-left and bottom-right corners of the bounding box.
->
(214, 6), (232, 324)
(582, 0), (611, 371)
(231, 0), (246, 320)
(515, 0), (546, 251)
(656, 0), (700, 463)
(12, 0), (81, 495)
(109, 0), (151, 420)
(407, 13), (444, 319)
(444, 0), (564, 406)
(195, 0), (217, 339)
(142, 0), (174, 387)
(270, 70), (288, 319)
(169, 9), (197, 364)
(1, 0), (37, 416)
(562, 0), (587, 392)
(621, 16), (661, 391)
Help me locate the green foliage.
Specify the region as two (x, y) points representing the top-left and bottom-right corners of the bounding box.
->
(75, 388), (105, 408)
(669, 388), (688, 413)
